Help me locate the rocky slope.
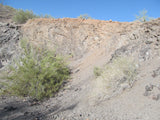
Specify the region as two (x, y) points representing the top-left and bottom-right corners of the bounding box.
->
(0, 17), (160, 120)
(0, 4), (15, 23)
(0, 22), (20, 69)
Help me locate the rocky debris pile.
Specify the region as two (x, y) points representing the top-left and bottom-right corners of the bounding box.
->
(143, 66), (160, 101)
(0, 22), (20, 69)
(144, 84), (160, 101)
(98, 18), (160, 100)
(152, 66), (160, 77)
(111, 18), (160, 62)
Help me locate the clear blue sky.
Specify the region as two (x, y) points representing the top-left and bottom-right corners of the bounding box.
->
(3, 0), (160, 22)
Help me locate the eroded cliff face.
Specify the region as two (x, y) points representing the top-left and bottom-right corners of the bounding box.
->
(22, 18), (140, 60)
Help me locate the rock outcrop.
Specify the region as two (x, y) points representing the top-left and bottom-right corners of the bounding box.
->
(0, 4), (15, 23)
(22, 18), (140, 60)
(0, 22), (20, 69)
(111, 18), (160, 62)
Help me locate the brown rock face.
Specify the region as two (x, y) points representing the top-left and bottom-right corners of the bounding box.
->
(0, 4), (15, 23)
(22, 18), (141, 76)
(22, 18), (140, 59)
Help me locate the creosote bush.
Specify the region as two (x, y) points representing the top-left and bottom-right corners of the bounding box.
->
(1, 40), (70, 100)
(12, 9), (53, 24)
(12, 9), (38, 24)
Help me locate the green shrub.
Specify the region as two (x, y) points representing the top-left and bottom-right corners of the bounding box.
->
(12, 9), (38, 24)
(103, 57), (136, 86)
(90, 56), (137, 100)
(1, 39), (70, 100)
(94, 56), (137, 90)
(77, 14), (92, 19)
(94, 67), (102, 77)
(135, 9), (154, 22)
(12, 9), (53, 24)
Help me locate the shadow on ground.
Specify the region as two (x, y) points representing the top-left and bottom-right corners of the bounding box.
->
(0, 97), (78, 120)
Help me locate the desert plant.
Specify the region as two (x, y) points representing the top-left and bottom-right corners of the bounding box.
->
(77, 14), (92, 19)
(39, 14), (53, 18)
(94, 56), (137, 91)
(91, 56), (137, 100)
(104, 57), (136, 86)
(12, 9), (54, 24)
(1, 39), (70, 100)
(135, 9), (154, 22)
(94, 67), (102, 77)
(12, 9), (38, 24)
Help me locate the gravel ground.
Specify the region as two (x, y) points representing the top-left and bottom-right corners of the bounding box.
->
(0, 56), (160, 120)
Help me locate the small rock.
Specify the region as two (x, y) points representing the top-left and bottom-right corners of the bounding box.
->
(157, 85), (160, 90)
(29, 99), (40, 106)
(9, 24), (16, 29)
(145, 39), (153, 44)
(120, 83), (129, 91)
(152, 72), (157, 78)
(152, 94), (160, 101)
(75, 88), (79, 91)
(145, 84), (153, 91)
(3, 106), (17, 112)
(0, 60), (3, 68)
(75, 88), (81, 91)
(109, 19), (112, 22)
(24, 111), (30, 116)
(152, 67), (160, 77)
(33, 117), (40, 120)
(74, 69), (80, 73)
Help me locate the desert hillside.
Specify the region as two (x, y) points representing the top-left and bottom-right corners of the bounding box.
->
(0, 9), (160, 120)
(0, 4), (16, 23)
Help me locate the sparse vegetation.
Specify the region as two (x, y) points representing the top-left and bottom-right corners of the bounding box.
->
(0, 39), (70, 100)
(95, 56), (137, 89)
(4, 5), (16, 12)
(39, 14), (53, 18)
(94, 67), (102, 77)
(12, 9), (38, 24)
(135, 9), (154, 22)
(77, 14), (92, 19)
(12, 9), (53, 24)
